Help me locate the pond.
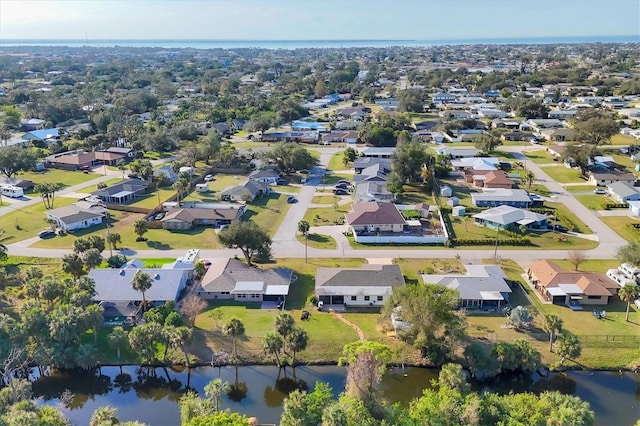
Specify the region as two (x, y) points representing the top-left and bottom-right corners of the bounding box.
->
(33, 365), (640, 425)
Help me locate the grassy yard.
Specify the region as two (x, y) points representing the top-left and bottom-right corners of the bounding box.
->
(311, 195), (341, 205)
(524, 150), (556, 164)
(566, 185), (597, 193)
(394, 258), (465, 284)
(327, 151), (347, 171)
(600, 216), (640, 242)
(540, 165), (586, 184)
(77, 178), (124, 194)
(296, 233), (337, 249)
(469, 259), (640, 368)
(32, 210), (223, 250)
(127, 188), (176, 210)
(304, 203), (351, 226)
(0, 255), (62, 277)
(610, 134), (637, 146)
(19, 169), (99, 189)
(449, 218), (597, 250)
(395, 184), (433, 205)
(320, 173), (353, 185)
(205, 174), (249, 192)
(0, 196), (77, 243)
(546, 201), (592, 234)
(245, 192), (292, 236)
(574, 194), (608, 210)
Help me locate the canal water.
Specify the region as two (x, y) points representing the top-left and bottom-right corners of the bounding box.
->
(33, 365), (640, 425)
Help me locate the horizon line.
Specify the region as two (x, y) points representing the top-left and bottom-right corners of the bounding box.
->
(1, 35), (638, 42)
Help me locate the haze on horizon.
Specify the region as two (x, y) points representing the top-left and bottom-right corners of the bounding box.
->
(0, 0), (639, 42)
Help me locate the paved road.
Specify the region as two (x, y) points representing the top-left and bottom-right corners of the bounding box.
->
(5, 145), (629, 265)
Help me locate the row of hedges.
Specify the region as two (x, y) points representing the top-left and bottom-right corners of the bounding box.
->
(603, 203), (629, 210)
(453, 238), (531, 246)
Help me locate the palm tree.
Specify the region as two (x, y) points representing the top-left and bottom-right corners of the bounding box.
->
(542, 314), (563, 353)
(109, 326), (128, 360)
(263, 332), (283, 367)
(286, 327), (308, 366)
(619, 284), (640, 322)
(0, 228), (12, 261)
(274, 313), (295, 352)
(132, 271), (153, 311)
(298, 220), (310, 263)
(204, 378), (231, 412)
(524, 170), (535, 189)
(222, 317), (245, 358)
(90, 406), (120, 426)
(133, 219), (148, 241)
(61, 253), (85, 279)
(173, 178), (187, 203)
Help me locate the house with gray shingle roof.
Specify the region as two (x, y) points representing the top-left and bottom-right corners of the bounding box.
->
(606, 181), (640, 203)
(199, 258), (293, 303)
(472, 205), (548, 231)
(315, 264), (405, 307)
(345, 202), (406, 234)
(221, 179), (269, 202)
(46, 202), (106, 231)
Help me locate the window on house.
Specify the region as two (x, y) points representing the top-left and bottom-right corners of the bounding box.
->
(377, 296), (383, 301)
(364, 296), (370, 301)
(587, 295), (601, 300)
(351, 296), (357, 301)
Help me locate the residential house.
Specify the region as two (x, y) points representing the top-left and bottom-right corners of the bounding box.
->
(540, 128), (575, 142)
(501, 131), (535, 142)
(345, 202), (406, 234)
(467, 170), (514, 189)
(527, 260), (619, 307)
(451, 157), (500, 171)
(22, 128), (60, 143)
(548, 109), (578, 119)
(45, 150), (96, 170)
(412, 120), (438, 131)
(588, 169), (637, 187)
(527, 119), (563, 132)
(547, 145), (567, 158)
(472, 205), (548, 230)
(477, 108), (508, 119)
(161, 205), (245, 230)
(292, 120), (328, 132)
(421, 264), (512, 309)
(199, 257), (293, 303)
(629, 200), (640, 216)
(315, 264), (405, 307)
(492, 119), (521, 129)
(91, 179), (148, 204)
(471, 189), (534, 209)
(249, 169), (281, 185)
(220, 180), (269, 202)
(153, 165), (179, 183)
(90, 264), (191, 320)
(45, 201), (106, 231)
(106, 147), (137, 158)
(358, 147), (395, 158)
(591, 156), (617, 169)
(353, 157), (391, 174)
(435, 146), (481, 159)
(335, 121), (361, 130)
(439, 110), (471, 120)
(337, 106), (370, 120)
(321, 131), (359, 144)
(261, 131), (318, 143)
(20, 118), (46, 131)
(606, 181), (640, 203)
(354, 181), (395, 203)
(432, 92), (457, 104)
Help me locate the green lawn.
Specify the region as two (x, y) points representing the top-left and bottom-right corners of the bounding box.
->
(468, 259), (640, 368)
(566, 185), (597, 193)
(20, 169), (98, 189)
(600, 216), (640, 242)
(394, 258), (465, 284)
(296, 233), (337, 249)
(540, 165), (586, 184)
(449, 218), (597, 250)
(77, 178), (124, 194)
(524, 150), (556, 164)
(0, 196), (77, 243)
(610, 134), (637, 146)
(0, 255), (62, 277)
(304, 203), (351, 226)
(204, 173), (249, 192)
(327, 151), (348, 171)
(32, 210), (223, 250)
(574, 194), (607, 210)
(245, 192), (291, 236)
(127, 188), (176, 210)
(546, 201), (592, 234)
(311, 195), (341, 205)
(320, 173), (353, 185)
(396, 184), (433, 205)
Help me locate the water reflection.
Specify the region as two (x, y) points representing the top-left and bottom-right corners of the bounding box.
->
(32, 365), (640, 426)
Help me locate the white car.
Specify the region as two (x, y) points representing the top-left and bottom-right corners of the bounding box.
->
(635, 299), (640, 310)
(204, 174), (214, 182)
(593, 189), (606, 194)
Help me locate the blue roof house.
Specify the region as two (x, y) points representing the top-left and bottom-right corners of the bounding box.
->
(22, 128), (60, 142)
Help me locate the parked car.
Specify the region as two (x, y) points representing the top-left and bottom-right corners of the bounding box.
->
(287, 196), (297, 203)
(155, 212), (165, 221)
(337, 180), (351, 186)
(547, 223), (568, 233)
(593, 188), (606, 194)
(333, 189), (348, 195)
(204, 174), (214, 182)
(38, 230), (56, 239)
(298, 169), (310, 175)
(335, 183), (348, 190)
(80, 165), (91, 171)
(276, 178), (288, 185)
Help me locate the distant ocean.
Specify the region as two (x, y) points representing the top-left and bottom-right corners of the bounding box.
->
(0, 35), (638, 49)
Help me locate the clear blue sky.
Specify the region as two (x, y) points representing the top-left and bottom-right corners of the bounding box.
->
(1, 0), (638, 40)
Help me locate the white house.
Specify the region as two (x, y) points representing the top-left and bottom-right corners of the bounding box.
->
(46, 202), (106, 231)
(606, 181), (640, 203)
